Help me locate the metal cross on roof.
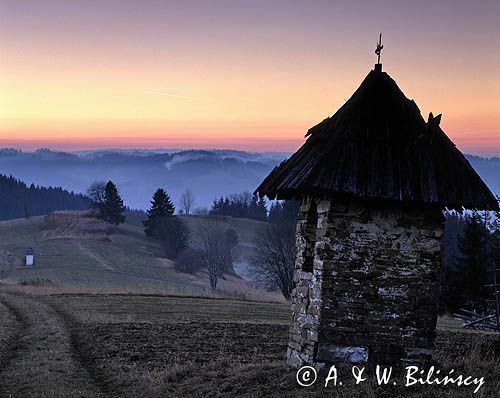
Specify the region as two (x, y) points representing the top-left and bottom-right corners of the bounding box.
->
(375, 33), (383, 64)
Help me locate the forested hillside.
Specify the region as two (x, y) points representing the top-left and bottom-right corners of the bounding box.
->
(0, 174), (90, 220)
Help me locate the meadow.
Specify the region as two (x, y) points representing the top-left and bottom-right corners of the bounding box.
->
(0, 212), (276, 300)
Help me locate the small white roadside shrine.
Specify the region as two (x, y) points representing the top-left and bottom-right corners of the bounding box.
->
(25, 247), (34, 266)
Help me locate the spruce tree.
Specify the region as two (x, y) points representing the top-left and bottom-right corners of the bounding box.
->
(101, 181), (126, 225)
(143, 188), (175, 236)
(454, 212), (490, 312)
(143, 188), (188, 259)
(257, 196), (268, 220)
(248, 195), (259, 219)
(155, 216), (189, 259)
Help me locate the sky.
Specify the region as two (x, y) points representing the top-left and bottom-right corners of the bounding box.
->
(0, 0), (499, 155)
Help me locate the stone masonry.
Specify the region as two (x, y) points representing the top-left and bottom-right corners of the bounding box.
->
(287, 196), (443, 368)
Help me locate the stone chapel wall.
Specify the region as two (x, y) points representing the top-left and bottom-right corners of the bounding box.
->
(287, 197), (443, 368)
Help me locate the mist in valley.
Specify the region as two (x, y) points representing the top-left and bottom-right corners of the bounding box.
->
(0, 148), (290, 211)
(0, 148), (497, 212)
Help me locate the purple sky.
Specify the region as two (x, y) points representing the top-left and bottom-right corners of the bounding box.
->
(1, 0), (499, 154)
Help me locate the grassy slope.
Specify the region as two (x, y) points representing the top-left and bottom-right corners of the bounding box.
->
(124, 211), (267, 264)
(180, 214), (267, 246)
(0, 216), (202, 294)
(0, 214), (278, 300)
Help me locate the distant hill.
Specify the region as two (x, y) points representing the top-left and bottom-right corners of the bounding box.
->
(465, 155), (500, 198)
(0, 148), (497, 210)
(0, 148), (289, 210)
(0, 174), (90, 221)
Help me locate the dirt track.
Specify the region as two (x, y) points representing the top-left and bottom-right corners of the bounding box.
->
(0, 293), (107, 398)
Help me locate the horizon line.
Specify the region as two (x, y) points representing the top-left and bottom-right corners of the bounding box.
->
(0, 145), (498, 159)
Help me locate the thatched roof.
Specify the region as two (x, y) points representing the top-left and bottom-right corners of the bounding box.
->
(256, 66), (498, 210)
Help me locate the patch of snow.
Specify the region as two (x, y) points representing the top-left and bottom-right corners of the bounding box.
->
(327, 346), (368, 363)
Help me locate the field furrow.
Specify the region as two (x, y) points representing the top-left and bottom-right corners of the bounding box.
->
(0, 293), (106, 398)
(0, 300), (25, 376)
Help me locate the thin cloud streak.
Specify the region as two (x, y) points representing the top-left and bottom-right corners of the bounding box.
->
(143, 90), (199, 101)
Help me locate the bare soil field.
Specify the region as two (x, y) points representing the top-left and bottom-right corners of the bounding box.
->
(0, 291), (499, 397)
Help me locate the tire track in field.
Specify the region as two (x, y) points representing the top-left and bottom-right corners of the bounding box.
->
(76, 241), (115, 271)
(49, 303), (128, 398)
(0, 300), (26, 376)
(0, 293), (108, 398)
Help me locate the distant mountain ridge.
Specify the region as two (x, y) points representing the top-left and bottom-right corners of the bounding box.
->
(465, 155), (500, 198)
(0, 148), (497, 211)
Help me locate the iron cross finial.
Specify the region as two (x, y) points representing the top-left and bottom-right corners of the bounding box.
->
(375, 33), (383, 64)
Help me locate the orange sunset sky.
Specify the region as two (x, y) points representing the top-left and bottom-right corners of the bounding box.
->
(0, 0), (499, 155)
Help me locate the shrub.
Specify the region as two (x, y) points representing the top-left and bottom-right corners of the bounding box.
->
(174, 247), (205, 274)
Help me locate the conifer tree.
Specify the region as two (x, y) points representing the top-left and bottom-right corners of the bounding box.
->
(143, 188), (175, 236)
(454, 211), (490, 312)
(143, 188), (187, 259)
(248, 195), (259, 219)
(155, 216), (189, 259)
(0, 174), (90, 221)
(101, 180), (126, 225)
(257, 196), (268, 221)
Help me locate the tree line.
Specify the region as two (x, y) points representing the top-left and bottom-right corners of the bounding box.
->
(0, 174), (90, 221)
(210, 192), (267, 221)
(440, 209), (500, 314)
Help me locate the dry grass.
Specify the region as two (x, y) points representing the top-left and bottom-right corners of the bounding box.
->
(47, 294), (290, 325)
(0, 281), (284, 304)
(39, 211), (111, 240)
(0, 214), (203, 294)
(438, 315), (500, 335)
(0, 291), (499, 397)
(0, 249), (22, 272)
(45, 293), (500, 397)
(0, 214), (282, 302)
(81, 326), (499, 397)
(0, 301), (20, 373)
(0, 293), (105, 397)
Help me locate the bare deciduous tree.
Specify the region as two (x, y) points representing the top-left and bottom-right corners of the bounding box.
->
(180, 188), (195, 215)
(193, 207), (209, 216)
(86, 181), (107, 217)
(197, 219), (236, 292)
(87, 181), (106, 205)
(250, 223), (296, 300)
